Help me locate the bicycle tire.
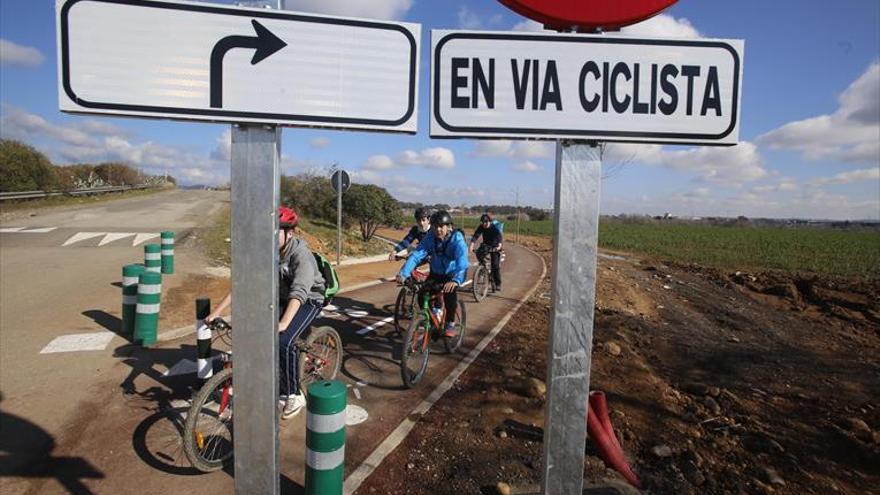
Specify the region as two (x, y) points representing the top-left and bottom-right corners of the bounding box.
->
(183, 367), (234, 472)
(393, 287), (414, 334)
(443, 300), (467, 354)
(473, 265), (489, 302)
(400, 315), (430, 388)
(298, 326), (343, 392)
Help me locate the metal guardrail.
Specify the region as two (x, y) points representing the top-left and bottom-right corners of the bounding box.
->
(0, 184), (156, 201)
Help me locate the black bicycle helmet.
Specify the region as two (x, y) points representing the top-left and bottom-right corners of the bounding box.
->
(431, 210), (453, 226)
(414, 207), (431, 221)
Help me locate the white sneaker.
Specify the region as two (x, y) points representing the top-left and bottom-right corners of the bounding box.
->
(281, 394), (306, 419)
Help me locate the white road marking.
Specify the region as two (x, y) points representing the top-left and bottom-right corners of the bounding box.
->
(346, 404), (368, 425)
(356, 316), (394, 335)
(21, 227), (57, 233)
(0, 227), (26, 233)
(343, 246), (548, 494)
(98, 232), (136, 246)
(40, 332), (115, 354)
(344, 309), (369, 318)
(353, 388), (362, 400)
(62, 232), (105, 246)
(461, 279), (473, 287)
(132, 233), (160, 246)
(163, 357), (218, 377)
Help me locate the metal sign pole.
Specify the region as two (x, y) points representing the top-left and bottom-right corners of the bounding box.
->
(336, 172), (343, 266)
(541, 140), (601, 495)
(231, 124), (281, 495)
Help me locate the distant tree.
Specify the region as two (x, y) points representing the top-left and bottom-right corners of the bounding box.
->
(94, 162), (141, 185)
(0, 140), (56, 192)
(343, 184), (399, 241)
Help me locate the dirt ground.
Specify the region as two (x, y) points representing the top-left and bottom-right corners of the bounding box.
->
(357, 236), (880, 495)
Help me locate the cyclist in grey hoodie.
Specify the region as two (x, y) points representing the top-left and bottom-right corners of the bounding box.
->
(207, 206), (325, 419)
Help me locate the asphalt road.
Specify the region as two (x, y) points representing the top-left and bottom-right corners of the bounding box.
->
(0, 190), (227, 494)
(0, 192), (544, 495)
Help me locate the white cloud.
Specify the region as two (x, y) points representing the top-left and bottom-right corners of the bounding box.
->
(512, 161), (542, 173)
(810, 167), (880, 186)
(0, 39), (44, 67)
(310, 137), (330, 149)
(458, 6), (483, 30)
(758, 62), (880, 164)
(472, 140), (553, 159)
(512, 19), (543, 32)
(620, 14), (701, 38)
(363, 147), (456, 170)
(210, 128), (232, 161)
(1, 106), (94, 147)
(280, 0), (411, 20)
(605, 141), (767, 185)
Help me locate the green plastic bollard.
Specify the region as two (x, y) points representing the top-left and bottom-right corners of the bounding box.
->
(305, 380), (346, 495)
(161, 231), (175, 274)
(144, 244), (162, 273)
(134, 271), (162, 346)
(122, 264), (145, 338)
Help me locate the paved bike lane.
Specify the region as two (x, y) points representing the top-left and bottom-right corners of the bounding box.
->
(6, 243), (543, 495)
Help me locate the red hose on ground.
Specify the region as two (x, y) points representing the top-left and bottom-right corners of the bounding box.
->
(586, 391), (641, 488)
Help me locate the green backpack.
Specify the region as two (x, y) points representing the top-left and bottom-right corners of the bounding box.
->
(313, 252), (340, 306)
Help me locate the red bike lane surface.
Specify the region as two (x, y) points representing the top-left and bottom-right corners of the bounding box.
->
(4, 244), (543, 495)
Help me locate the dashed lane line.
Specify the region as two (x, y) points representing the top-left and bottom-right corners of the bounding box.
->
(0, 227), (58, 233)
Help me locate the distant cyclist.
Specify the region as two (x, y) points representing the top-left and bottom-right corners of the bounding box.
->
(206, 206), (325, 419)
(389, 207), (432, 261)
(395, 210), (468, 337)
(470, 213), (503, 292)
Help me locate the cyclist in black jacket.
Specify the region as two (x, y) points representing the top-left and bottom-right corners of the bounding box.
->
(470, 213), (503, 291)
(389, 207), (432, 261)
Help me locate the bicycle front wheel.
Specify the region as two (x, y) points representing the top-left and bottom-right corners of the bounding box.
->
(393, 287), (415, 334)
(298, 326), (343, 392)
(443, 300), (467, 354)
(473, 265), (489, 302)
(400, 315), (430, 388)
(183, 367), (234, 472)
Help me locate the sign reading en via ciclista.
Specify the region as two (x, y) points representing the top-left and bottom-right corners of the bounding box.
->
(431, 31), (744, 145)
(57, 0), (420, 133)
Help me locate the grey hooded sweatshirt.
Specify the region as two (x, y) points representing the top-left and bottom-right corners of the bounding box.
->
(279, 237), (325, 306)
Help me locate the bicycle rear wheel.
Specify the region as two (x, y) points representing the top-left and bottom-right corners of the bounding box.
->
(393, 287), (415, 334)
(183, 367), (234, 472)
(443, 300), (467, 354)
(298, 326), (343, 392)
(400, 315), (430, 388)
(473, 265), (489, 302)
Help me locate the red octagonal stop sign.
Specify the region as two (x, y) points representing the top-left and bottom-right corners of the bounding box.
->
(497, 0), (678, 31)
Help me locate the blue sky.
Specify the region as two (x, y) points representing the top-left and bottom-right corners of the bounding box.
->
(1, 0), (878, 219)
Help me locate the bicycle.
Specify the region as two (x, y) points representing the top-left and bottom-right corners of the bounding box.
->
(472, 245), (502, 302)
(400, 279), (467, 388)
(182, 317), (343, 473)
(393, 268), (428, 334)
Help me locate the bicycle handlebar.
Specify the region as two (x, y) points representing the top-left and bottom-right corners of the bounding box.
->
(207, 317), (231, 332)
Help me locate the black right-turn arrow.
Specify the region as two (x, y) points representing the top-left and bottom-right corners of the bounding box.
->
(210, 19), (287, 109)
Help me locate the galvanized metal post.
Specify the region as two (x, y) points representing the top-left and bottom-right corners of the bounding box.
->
(231, 124), (280, 495)
(541, 140), (601, 495)
(336, 172), (342, 266)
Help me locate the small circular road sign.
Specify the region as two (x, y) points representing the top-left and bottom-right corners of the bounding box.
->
(330, 170), (351, 194)
(496, 0), (678, 31)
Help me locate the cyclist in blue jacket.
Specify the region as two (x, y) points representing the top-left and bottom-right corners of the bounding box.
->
(395, 210), (468, 337)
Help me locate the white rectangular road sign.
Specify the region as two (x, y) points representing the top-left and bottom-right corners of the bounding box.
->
(431, 30), (744, 144)
(57, 0), (420, 133)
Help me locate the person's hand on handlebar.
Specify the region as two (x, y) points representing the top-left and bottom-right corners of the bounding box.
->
(442, 281), (458, 293)
(395, 274), (407, 284)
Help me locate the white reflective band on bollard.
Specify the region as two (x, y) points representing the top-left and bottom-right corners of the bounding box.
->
(306, 447), (345, 471)
(138, 284), (162, 295)
(306, 410), (346, 434)
(145, 253), (161, 260)
(136, 303), (160, 313)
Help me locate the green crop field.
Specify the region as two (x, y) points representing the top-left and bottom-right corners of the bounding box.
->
(599, 220), (880, 278)
(459, 215), (880, 278)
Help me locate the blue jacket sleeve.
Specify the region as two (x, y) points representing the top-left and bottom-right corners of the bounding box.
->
(451, 232), (469, 285)
(399, 233), (431, 279)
